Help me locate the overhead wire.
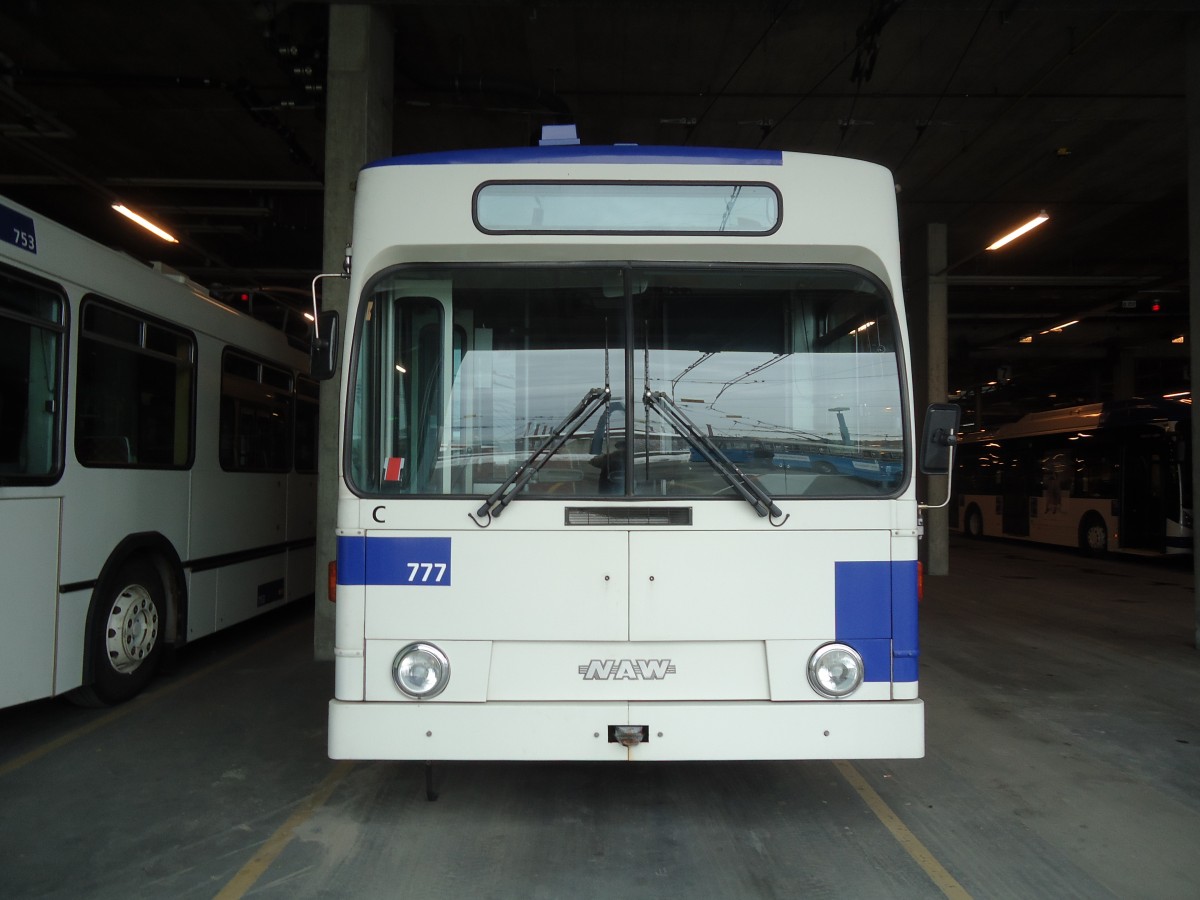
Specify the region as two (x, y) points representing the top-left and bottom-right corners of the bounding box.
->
(893, 1), (994, 174)
(685, 0), (795, 144)
(759, 0), (906, 149)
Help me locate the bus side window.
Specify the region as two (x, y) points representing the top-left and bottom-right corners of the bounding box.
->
(0, 266), (64, 479)
(76, 298), (194, 470)
(1073, 440), (1115, 498)
(219, 350), (293, 472)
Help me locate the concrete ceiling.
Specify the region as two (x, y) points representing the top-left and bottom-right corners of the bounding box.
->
(0, 0), (1194, 425)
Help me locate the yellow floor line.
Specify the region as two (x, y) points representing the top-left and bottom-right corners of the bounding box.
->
(213, 760), (355, 900)
(834, 759), (973, 900)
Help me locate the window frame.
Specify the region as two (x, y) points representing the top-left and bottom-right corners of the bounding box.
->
(0, 262), (68, 486)
(473, 180), (783, 236)
(75, 294), (196, 470)
(219, 347), (295, 474)
(344, 262), (910, 502)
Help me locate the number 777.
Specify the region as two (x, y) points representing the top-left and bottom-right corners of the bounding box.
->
(406, 562), (447, 583)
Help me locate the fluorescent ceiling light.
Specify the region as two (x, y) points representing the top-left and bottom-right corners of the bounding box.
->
(112, 203), (179, 243)
(986, 211), (1049, 250)
(1039, 319), (1079, 335)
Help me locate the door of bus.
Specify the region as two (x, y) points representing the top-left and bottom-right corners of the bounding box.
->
(1001, 442), (1031, 537)
(0, 497), (61, 706)
(1119, 434), (1165, 552)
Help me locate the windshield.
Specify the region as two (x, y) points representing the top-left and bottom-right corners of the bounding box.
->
(346, 265), (905, 499)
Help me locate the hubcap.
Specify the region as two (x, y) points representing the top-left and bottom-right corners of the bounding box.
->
(105, 584), (159, 674)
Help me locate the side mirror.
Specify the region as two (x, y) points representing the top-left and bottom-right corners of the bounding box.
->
(310, 310), (340, 381)
(920, 403), (961, 475)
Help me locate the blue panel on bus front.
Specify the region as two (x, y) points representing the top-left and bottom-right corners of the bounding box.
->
(363, 145), (783, 169)
(336, 535), (366, 585)
(338, 536), (452, 587)
(834, 561), (892, 640)
(845, 639), (892, 685)
(834, 559), (920, 683)
(890, 559), (919, 662)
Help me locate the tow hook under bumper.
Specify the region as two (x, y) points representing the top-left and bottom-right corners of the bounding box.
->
(610, 725), (648, 747)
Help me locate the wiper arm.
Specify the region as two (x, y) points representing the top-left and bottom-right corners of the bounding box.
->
(475, 386), (610, 520)
(643, 387), (785, 521)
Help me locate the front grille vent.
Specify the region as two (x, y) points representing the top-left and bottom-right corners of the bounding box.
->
(565, 506), (693, 526)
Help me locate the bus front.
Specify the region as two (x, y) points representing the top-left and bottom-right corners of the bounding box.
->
(327, 146), (922, 761)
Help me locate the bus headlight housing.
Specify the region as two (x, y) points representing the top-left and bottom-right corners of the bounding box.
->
(808, 643), (864, 698)
(392, 642), (450, 699)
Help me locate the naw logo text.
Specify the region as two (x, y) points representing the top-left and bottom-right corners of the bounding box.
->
(579, 659), (677, 680)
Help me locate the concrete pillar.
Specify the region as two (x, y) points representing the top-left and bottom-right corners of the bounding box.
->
(314, 5), (394, 660)
(923, 222), (952, 576)
(1188, 18), (1200, 649)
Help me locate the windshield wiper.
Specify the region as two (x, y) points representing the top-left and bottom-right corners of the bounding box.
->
(474, 386), (610, 521)
(643, 387), (785, 521)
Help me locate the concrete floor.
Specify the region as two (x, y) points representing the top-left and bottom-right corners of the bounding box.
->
(2, 536), (1198, 899)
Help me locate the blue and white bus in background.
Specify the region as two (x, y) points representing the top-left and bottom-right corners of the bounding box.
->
(314, 134), (956, 763)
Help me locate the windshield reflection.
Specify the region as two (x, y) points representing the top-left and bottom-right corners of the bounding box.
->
(347, 265), (905, 499)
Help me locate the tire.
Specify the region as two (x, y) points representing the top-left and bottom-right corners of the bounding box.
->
(1079, 514), (1108, 556)
(964, 505), (983, 538)
(75, 557), (166, 706)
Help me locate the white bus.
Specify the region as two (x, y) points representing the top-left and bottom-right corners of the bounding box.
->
(953, 399), (1191, 555)
(315, 140), (956, 763)
(0, 195), (317, 709)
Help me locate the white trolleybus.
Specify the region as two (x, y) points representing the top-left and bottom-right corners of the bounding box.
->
(313, 141), (958, 763)
(953, 399), (1191, 556)
(0, 195), (318, 709)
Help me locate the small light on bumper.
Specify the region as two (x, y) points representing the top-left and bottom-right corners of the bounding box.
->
(392, 642), (450, 699)
(808, 643), (864, 698)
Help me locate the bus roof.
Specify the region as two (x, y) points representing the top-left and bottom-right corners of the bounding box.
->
(363, 145), (783, 169)
(0, 193), (311, 361)
(963, 398), (1189, 442)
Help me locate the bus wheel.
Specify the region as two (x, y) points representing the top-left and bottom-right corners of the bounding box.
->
(964, 505), (983, 538)
(1079, 514), (1108, 556)
(76, 558), (166, 706)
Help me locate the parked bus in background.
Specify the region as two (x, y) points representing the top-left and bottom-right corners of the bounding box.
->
(0, 195), (317, 709)
(311, 135), (957, 765)
(952, 399), (1191, 555)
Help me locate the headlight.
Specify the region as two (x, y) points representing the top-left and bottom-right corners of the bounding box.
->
(808, 643), (864, 698)
(392, 642), (450, 699)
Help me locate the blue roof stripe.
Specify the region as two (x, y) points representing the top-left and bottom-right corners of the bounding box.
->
(363, 145), (783, 169)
